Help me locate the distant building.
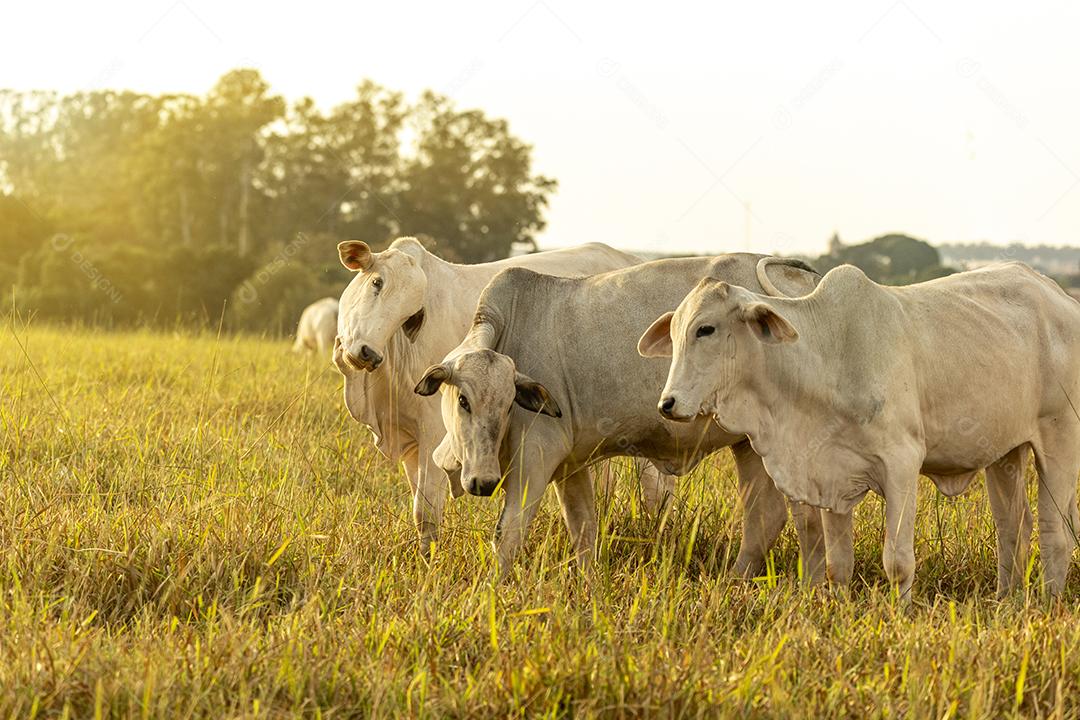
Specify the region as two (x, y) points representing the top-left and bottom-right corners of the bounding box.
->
(827, 231), (844, 255)
(939, 243), (1080, 277)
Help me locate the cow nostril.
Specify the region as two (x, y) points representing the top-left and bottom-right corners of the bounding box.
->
(357, 345), (383, 368)
(465, 477), (498, 496)
(660, 397), (676, 416)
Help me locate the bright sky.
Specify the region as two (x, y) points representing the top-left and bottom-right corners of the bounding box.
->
(4, 1), (1079, 256)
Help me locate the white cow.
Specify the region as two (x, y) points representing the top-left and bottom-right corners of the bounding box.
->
(293, 297), (339, 355)
(644, 262), (1080, 598)
(333, 237), (675, 554)
(414, 255), (826, 577)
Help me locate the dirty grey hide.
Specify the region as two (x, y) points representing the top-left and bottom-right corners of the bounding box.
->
(332, 236), (675, 555)
(416, 254), (826, 578)
(292, 297), (339, 356)
(652, 262), (1080, 600)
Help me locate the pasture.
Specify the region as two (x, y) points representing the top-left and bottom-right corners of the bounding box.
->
(2, 324), (1080, 718)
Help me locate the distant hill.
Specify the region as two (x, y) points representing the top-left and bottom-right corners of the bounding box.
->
(813, 237), (1080, 287)
(811, 233), (954, 286)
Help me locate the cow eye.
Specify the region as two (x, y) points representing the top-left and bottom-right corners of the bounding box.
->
(458, 394), (471, 413)
(372, 276), (384, 292)
(696, 325), (715, 338)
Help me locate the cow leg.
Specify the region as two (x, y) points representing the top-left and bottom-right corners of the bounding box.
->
(494, 449), (557, 579)
(637, 459), (676, 516)
(552, 465), (598, 571)
(403, 443), (446, 558)
(731, 440), (790, 578)
(401, 448), (420, 495)
(985, 446), (1034, 597)
(822, 509), (854, 587)
(1032, 430), (1080, 596)
(882, 474), (919, 602)
(789, 502), (827, 585)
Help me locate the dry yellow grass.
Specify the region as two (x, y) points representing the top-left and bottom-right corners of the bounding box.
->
(1, 323), (1079, 718)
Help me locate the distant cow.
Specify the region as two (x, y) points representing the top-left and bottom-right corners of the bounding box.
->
(333, 237), (674, 554)
(293, 297), (339, 355)
(647, 262), (1080, 598)
(415, 255), (825, 577)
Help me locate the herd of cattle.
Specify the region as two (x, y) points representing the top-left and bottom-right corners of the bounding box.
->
(293, 237), (1080, 600)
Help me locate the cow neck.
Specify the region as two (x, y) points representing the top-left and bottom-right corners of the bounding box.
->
(746, 274), (880, 462)
(381, 324), (426, 401)
(351, 362), (390, 432)
(381, 248), (480, 399)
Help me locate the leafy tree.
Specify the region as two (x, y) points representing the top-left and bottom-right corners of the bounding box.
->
(199, 70), (285, 256)
(0, 194), (53, 293)
(127, 93), (209, 250)
(15, 239), (131, 325)
(396, 91), (556, 262)
(14, 238), (256, 327)
(0, 90), (164, 244)
(259, 82), (405, 244)
(1, 70), (557, 330)
(152, 244), (257, 324)
(228, 233), (350, 334)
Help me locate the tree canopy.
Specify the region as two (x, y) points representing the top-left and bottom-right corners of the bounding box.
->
(0, 69), (556, 331)
(812, 233), (955, 285)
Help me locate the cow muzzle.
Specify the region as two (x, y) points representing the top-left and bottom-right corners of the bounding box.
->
(658, 396), (693, 422)
(344, 344), (383, 371)
(463, 474), (501, 497)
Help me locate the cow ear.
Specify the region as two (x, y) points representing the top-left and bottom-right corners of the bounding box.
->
(339, 241), (373, 272)
(514, 372), (561, 418)
(638, 312), (675, 358)
(739, 302), (798, 344)
(402, 307), (425, 342)
(414, 363), (451, 396)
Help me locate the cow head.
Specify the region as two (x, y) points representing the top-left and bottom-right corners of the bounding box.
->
(639, 278), (798, 429)
(413, 349), (561, 496)
(334, 239), (428, 375)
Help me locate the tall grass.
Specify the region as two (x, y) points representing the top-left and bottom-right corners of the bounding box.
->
(0, 324), (1078, 717)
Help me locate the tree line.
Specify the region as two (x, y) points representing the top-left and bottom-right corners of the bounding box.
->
(0, 69), (555, 333)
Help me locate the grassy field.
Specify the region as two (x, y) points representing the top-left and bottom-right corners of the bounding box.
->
(2, 323), (1080, 718)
